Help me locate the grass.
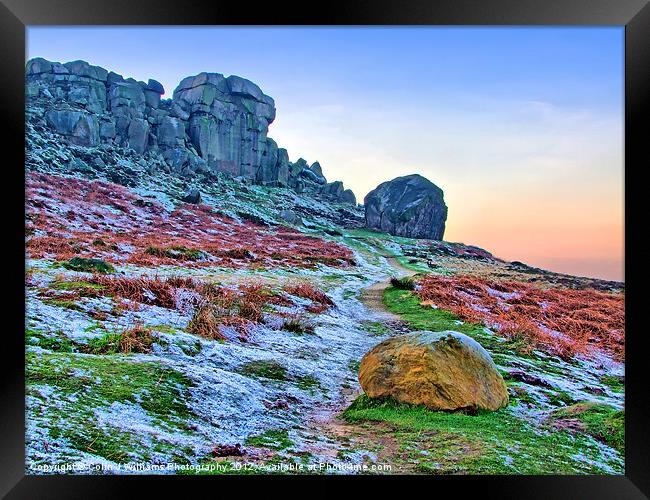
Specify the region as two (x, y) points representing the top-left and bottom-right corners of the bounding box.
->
(360, 320), (390, 336)
(343, 228), (412, 244)
(237, 360), (288, 381)
(394, 255), (432, 273)
(508, 386), (537, 406)
(42, 297), (83, 311)
(145, 245), (205, 261)
(236, 360), (320, 394)
(26, 351), (195, 463)
(549, 402), (624, 453)
(177, 338), (203, 357)
(372, 285), (624, 473)
(62, 257), (115, 274)
(27, 172), (355, 271)
(245, 429), (293, 451)
(27, 324), (156, 355)
(390, 276), (415, 290)
(296, 374), (321, 393)
(383, 286), (529, 357)
(51, 280), (107, 294)
(26, 328), (75, 352)
(600, 375), (625, 393)
(383, 283), (615, 397)
(149, 324), (178, 334)
(281, 315), (315, 335)
(543, 389), (577, 407)
(187, 304), (226, 341)
(82, 325), (155, 354)
(341, 395), (621, 474)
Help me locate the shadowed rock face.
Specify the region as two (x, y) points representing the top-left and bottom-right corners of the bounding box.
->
(359, 331), (509, 412)
(25, 57), (356, 205)
(364, 174), (447, 240)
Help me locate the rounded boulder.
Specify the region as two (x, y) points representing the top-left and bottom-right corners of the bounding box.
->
(359, 331), (509, 411)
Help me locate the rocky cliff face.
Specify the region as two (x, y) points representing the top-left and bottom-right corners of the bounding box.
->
(25, 58), (355, 205)
(364, 174), (447, 240)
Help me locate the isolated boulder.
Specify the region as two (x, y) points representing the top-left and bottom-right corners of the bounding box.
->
(358, 331), (509, 412)
(364, 174), (447, 239)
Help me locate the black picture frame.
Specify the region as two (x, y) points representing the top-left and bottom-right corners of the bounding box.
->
(2, 0), (648, 497)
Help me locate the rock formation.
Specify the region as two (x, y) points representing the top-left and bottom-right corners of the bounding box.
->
(358, 331), (509, 412)
(25, 57), (356, 204)
(364, 174), (447, 239)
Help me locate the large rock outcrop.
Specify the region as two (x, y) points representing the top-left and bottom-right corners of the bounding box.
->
(358, 331), (509, 412)
(25, 57), (355, 204)
(364, 174), (447, 239)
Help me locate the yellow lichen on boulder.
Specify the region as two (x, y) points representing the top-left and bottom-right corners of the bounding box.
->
(358, 331), (509, 411)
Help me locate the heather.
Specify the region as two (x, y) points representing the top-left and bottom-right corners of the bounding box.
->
(26, 172), (354, 270)
(416, 274), (624, 361)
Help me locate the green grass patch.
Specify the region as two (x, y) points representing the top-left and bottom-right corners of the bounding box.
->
(382, 287), (531, 357)
(51, 280), (107, 294)
(77, 325), (155, 355)
(83, 322), (106, 333)
(343, 228), (412, 244)
(360, 320), (390, 336)
(83, 332), (124, 354)
(42, 298), (83, 311)
(145, 245), (205, 261)
(26, 328), (75, 352)
(245, 429), (293, 451)
(281, 316), (315, 335)
(62, 257), (115, 274)
(237, 360), (287, 381)
(26, 351), (195, 463)
(177, 338), (203, 357)
(394, 255), (432, 273)
(599, 375), (625, 394)
(296, 374), (321, 393)
(550, 402), (624, 453)
(543, 389), (577, 407)
(342, 395), (621, 474)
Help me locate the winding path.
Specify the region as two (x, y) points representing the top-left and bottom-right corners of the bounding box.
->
(301, 254), (419, 472)
(359, 255), (417, 318)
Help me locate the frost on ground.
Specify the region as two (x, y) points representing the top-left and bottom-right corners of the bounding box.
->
(25, 245), (397, 474)
(25, 173), (625, 475)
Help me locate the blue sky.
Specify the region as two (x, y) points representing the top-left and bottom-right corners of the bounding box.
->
(27, 27), (624, 280)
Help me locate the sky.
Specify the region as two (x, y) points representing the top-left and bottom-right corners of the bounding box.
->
(27, 27), (624, 281)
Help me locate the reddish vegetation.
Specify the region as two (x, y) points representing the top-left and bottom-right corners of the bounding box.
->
(416, 275), (624, 361)
(26, 173), (354, 270)
(283, 281), (335, 313)
(284, 282), (334, 306)
(115, 324), (155, 354)
(86, 275), (197, 309)
(187, 305), (228, 341)
(44, 274), (331, 339)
